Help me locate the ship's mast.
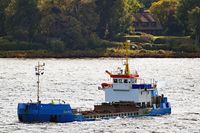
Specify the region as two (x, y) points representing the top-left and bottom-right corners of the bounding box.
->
(35, 62), (45, 103)
(124, 40), (130, 75)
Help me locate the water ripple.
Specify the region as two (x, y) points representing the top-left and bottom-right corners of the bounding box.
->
(0, 58), (200, 133)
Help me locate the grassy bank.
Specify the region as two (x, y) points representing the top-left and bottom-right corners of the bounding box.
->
(1, 49), (200, 58)
(0, 34), (200, 58)
(0, 50), (105, 58)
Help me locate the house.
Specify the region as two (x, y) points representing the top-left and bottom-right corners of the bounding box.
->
(133, 8), (163, 35)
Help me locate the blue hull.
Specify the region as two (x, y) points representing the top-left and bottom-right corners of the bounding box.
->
(18, 103), (74, 123)
(148, 108), (171, 116)
(18, 102), (171, 123)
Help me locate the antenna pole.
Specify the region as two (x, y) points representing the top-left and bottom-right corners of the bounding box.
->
(37, 62), (39, 103)
(35, 62), (45, 103)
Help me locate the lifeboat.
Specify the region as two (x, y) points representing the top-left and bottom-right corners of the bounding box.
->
(101, 83), (112, 88)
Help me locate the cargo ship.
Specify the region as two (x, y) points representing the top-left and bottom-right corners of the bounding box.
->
(18, 41), (171, 123)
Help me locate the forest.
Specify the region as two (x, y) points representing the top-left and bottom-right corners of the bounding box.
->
(0, 0), (199, 57)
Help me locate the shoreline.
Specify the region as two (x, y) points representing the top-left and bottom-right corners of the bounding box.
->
(1, 50), (200, 58)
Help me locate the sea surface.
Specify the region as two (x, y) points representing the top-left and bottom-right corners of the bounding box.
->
(0, 58), (200, 133)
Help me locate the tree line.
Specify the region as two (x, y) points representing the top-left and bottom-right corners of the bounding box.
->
(0, 0), (199, 52)
(149, 0), (200, 44)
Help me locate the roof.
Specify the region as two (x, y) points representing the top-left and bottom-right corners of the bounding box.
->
(111, 74), (139, 78)
(133, 11), (163, 31)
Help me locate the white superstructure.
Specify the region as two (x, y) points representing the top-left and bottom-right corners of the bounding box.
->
(100, 41), (158, 107)
(102, 75), (157, 106)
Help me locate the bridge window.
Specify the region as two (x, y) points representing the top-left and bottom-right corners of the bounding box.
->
(119, 79), (123, 83)
(113, 79), (118, 83)
(147, 102), (151, 107)
(136, 103), (141, 107)
(124, 79), (128, 83)
(142, 102), (146, 107)
(131, 79), (137, 83)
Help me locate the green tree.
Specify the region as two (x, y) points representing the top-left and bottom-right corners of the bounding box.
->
(0, 0), (11, 36)
(39, 13), (87, 49)
(96, 0), (115, 39)
(150, 0), (183, 35)
(38, 0), (100, 50)
(68, 0), (99, 36)
(37, 0), (72, 14)
(49, 38), (65, 53)
(5, 0), (41, 41)
(189, 7), (200, 45)
(177, 0), (200, 35)
(109, 0), (134, 38)
(96, 0), (141, 39)
(128, 0), (143, 13)
(139, 0), (158, 8)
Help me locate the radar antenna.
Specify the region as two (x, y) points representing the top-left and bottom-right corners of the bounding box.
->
(35, 62), (45, 103)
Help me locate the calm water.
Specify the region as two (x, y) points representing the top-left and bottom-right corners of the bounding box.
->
(0, 58), (200, 133)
